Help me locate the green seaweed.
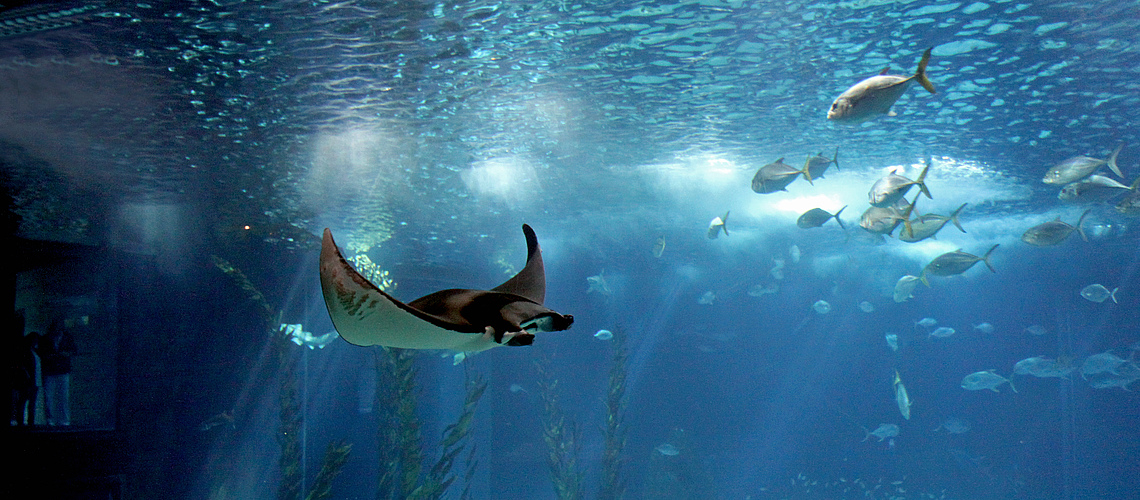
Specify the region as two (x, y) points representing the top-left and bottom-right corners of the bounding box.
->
(598, 328), (630, 500)
(210, 255), (275, 325)
(536, 357), (584, 500)
(276, 333), (303, 500)
(212, 255), (352, 500)
(376, 348), (424, 500)
(305, 440), (353, 500)
(375, 348), (487, 500)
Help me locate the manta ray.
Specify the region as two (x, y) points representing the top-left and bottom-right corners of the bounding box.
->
(320, 224), (574, 351)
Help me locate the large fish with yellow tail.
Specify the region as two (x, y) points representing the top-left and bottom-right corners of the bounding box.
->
(828, 48), (937, 123)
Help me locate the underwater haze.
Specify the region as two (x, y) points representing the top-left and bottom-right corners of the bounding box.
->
(2, 0), (1138, 499)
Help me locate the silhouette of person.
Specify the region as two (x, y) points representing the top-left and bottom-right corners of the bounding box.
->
(9, 311), (39, 426)
(13, 332), (40, 426)
(37, 319), (76, 426)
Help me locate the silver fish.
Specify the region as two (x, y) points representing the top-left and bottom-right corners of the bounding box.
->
(751, 158), (808, 194)
(1059, 175), (1130, 202)
(929, 327), (956, 338)
(1080, 351), (1128, 379)
(1043, 143), (1124, 185)
(1021, 209), (1090, 246)
(697, 291), (717, 305)
(586, 270), (612, 296)
(813, 300), (831, 314)
(707, 211), (729, 239)
(894, 370), (912, 420)
(885, 333), (899, 351)
(828, 48), (937, 123)
(920, 244), (998, 286)
(893, 275), (920, 303)
(797, 206), (847, 229)
(804, 148), (840, 182)
(860, 195), (916, 236)
(869, 161), (931, 208)
(961, 370), (1016, 392)
(863, 423), (900, 442)
(1080, 284), (1118, 303)
(747, 283), (779, 297)
(900, 203), (967, 243)
(1087, 366), (1140, 391)
(934, 417), (971, 435)
(199, 410), (235, 431)
(1116, 177), (1140, 216)
(1014, 356), (1075, 378)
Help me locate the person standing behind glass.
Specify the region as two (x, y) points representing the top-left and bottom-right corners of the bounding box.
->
(9, 310), (39, 426)
(37, 320), (76, 426)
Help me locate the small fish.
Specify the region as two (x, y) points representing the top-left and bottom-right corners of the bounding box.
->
(751, 158), (809, 194)
(509, 383), (528, 393)
(859, 301), (875, 313)
(893, 275), (920, 303)
(586, 270), (613, 296)
(797, 206), (847, 229)
(1014, 356), (1075, 378)
(920, 244), (998, 286)
(805, 148), (840, 181)
(1024, 325), (1047, 336)
(934, 417), (971, 435)
(972, 323), (995, 334)
(594, 329), (614, 340)
(828, 48), (937, 123)
(1115, 177), (1140, 216)
(860, 195), (917, 236)
(655, 443), (680, 456)
(652, 236), (666, 257)
(1042, 143), (1124, 185)
(1021, 209), (1090, 246)
(1013, 356), (1049, 376)
(862, 423), (900, 442)
(915, 317), (937, 328)
(929, 327), (956, 338)
(1080, 351), (1128, 379)
(899, 203), (967, 243)
(789, 244), (801, 263)
(199, 410), (235, 431)
(281, 324), (340, 349)
(1087, 370), (1140, 391)
(961, 370), (1016, 392)
(707, 211), (730, 239)
(812, 300), (831, 314)
(748, 283), (779, 296)
(869, 161), (932, 208)
(894, 371), (912, 420)
(697, 291), (717, 305)
(770, 258), (786, 280)
(885, 333), (899, 352)
(1080, 284), (1119, 303)
(1059, 175), (1130, 202)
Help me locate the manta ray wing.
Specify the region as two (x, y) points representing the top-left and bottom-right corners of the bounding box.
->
(491, 223), (545, 303)
(319, 225), (572, 351)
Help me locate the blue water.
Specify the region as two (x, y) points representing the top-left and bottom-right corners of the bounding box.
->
(1, 1), (1138, 499)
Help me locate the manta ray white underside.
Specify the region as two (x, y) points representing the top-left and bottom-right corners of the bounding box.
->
(319, 224), (573, 351)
